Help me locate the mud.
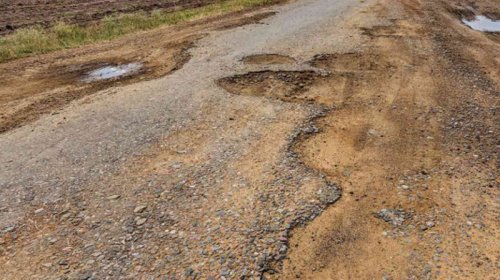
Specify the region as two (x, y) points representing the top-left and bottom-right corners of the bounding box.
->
(241, 54), (296, 65)
(218, 69), (359, 107)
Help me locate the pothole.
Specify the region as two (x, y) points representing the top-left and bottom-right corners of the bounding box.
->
(462, 15), (500, 32)
(218, 71), (327, 104)
(82, 62), (143, 83)
(241, 54), (296, 65)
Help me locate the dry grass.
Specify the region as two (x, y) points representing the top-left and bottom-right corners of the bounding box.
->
(0, 0), (275, 63)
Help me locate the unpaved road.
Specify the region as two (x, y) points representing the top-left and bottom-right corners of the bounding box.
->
(0, 0), (499, 279)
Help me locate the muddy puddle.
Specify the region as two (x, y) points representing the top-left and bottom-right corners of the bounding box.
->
(82, 62), (143, 82)
(462, 15), (500, 32)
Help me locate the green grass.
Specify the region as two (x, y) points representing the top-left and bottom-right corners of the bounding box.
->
(0, 0), (274, 63)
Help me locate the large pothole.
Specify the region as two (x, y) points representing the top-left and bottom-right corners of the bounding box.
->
(218, 70), (352, 106)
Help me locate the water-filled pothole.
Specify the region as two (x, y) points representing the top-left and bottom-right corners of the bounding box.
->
(82, 62), (143, 82)
(462, 15), (500, 32)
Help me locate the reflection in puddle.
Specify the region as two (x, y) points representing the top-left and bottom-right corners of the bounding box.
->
(83, 62), (143, 82)
(462, 15), (500, 32)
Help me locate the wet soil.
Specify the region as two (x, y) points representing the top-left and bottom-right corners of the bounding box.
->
(241, 54), (296, 65)
(218, 70), (342, 105)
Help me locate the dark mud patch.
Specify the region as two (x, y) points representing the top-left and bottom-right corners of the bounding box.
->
(241, 53), (296, 65)
(218, 70), (353, 105)
(218, 51), (392, 107)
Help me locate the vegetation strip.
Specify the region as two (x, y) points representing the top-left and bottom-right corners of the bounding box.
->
(0, 0), (275, 63)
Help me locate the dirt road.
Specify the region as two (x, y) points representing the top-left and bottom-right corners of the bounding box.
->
(0, 0), (498, 279)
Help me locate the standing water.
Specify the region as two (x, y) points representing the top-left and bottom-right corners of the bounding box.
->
(462, 15), (500, 32)
(82, 62), (143, 82)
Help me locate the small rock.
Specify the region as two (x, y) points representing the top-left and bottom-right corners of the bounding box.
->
(61, 212), (72, 220)
(3, 226), (15, 233)
(184, 267), (194, 277)
(135, 218), (147, 226)
(421, 221), (435, 231)
(376, 209), (411, 226)
(106, 195), (120, 200)
(134, 205), (147, 214)
(34, 208), (45, 214)
(41, 263), (52, 268)
(220, 267), (231, 277)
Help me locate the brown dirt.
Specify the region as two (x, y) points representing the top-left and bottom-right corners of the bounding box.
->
(272, 0), (500, 279)
(218, 70), (346, 106)
(241, 54), (296, 65)
(0, 10), (275, 134)
(0, 0), (221, 35)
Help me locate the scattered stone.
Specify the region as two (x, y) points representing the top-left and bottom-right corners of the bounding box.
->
(184, 267), (194, 277)
(61, 212), (72, 220)
(134, 205), (147, 214)
(106, 195), (120, 200)
(220, 267), (231, 277)
(3, 226), (15, 233)
(135, 217), (147, 226)
(48, 237), (58, 244)
(34, 208), (45, 214)
(318, 183), (341, 204)
(376, 209), (411, 226)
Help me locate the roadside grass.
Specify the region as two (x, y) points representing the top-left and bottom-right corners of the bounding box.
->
(0, 0), (274, 63)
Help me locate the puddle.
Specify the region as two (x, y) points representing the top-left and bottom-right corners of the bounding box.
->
(462, 15), (500, 32)
(82, 62), (143, 82)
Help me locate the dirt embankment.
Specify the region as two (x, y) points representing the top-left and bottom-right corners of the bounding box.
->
(0, 0), (220, 35)
(0, 10), (274, 134)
